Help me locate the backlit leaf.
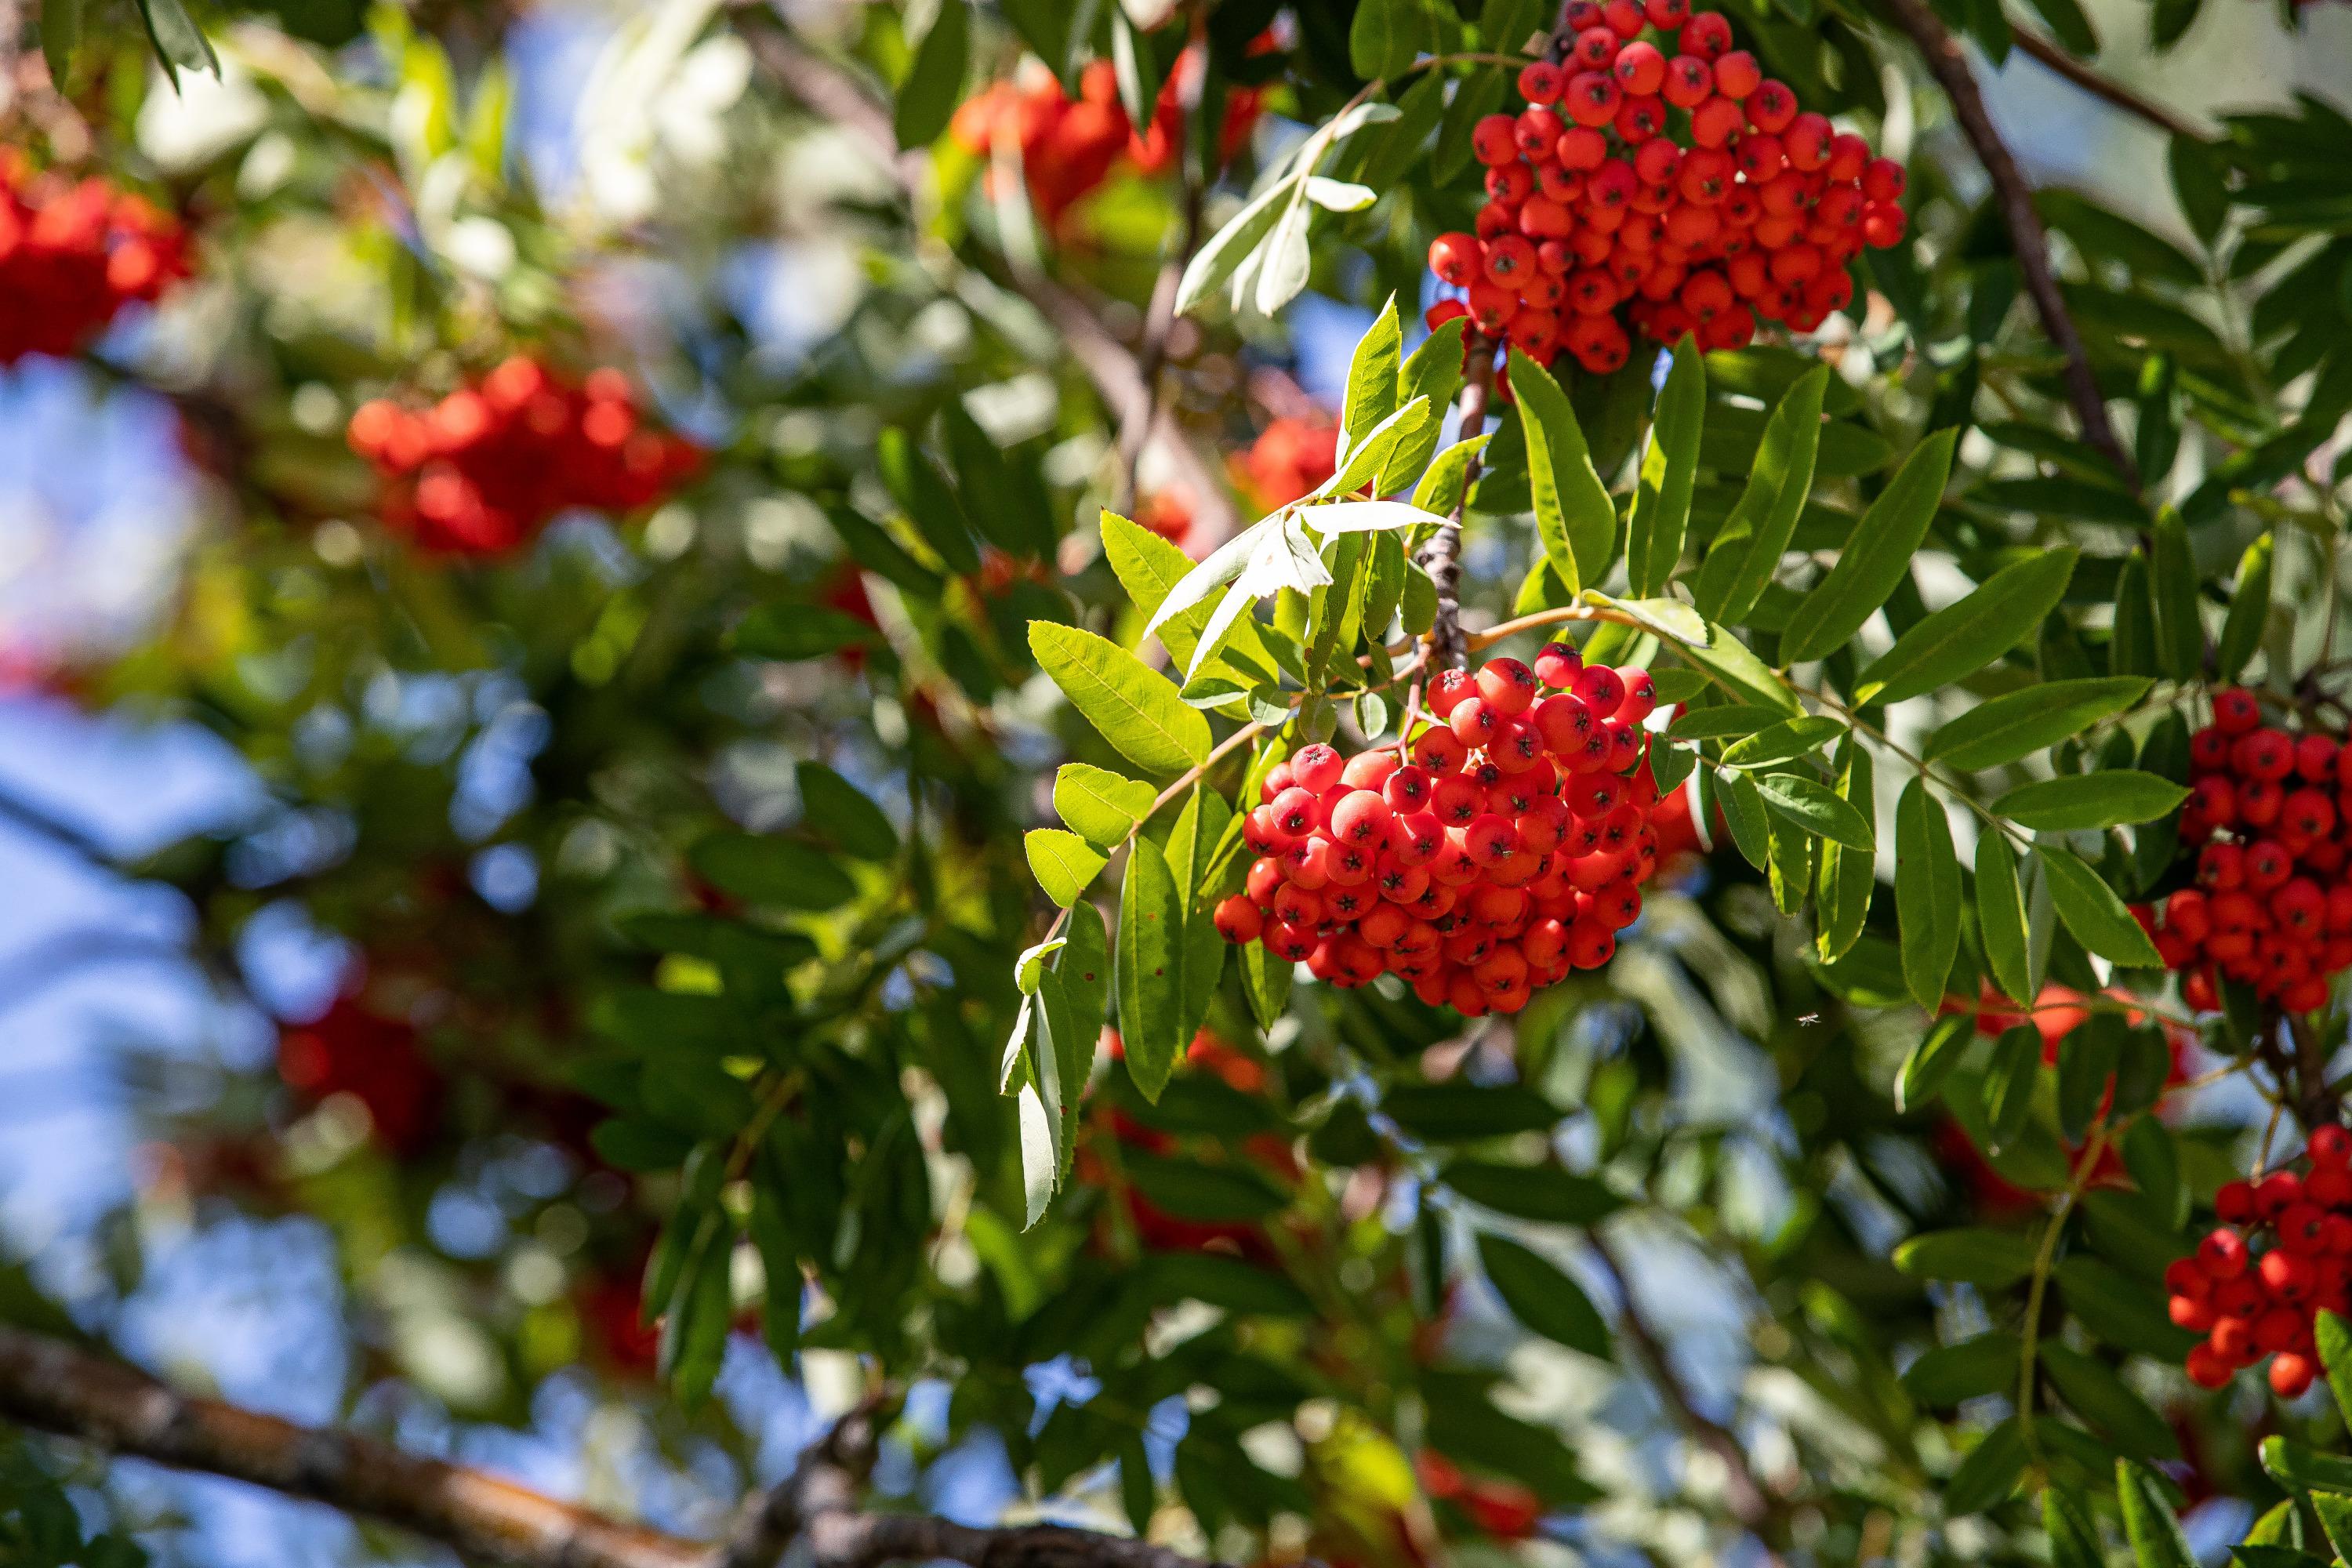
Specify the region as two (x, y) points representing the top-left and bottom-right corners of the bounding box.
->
(1628, 337), (1704, 596)
(1030, 622), (1213, 776)
(1512, 348), (1616, 596)
(1853, 548), (2078, 706)
(1780, 427), (1957, 664)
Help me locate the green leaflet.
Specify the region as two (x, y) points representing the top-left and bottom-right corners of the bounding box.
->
(1025, 829), (1106, 907)
(2318, 1310), (2352, 1430)
(1029, 622), (1212, 776)
(1511, 347), (1616, 596)
(1684, 622), (1802, 714)
(1628, 337), (1704, 596)
(1752, 772), (1872, 851)
(733, 604), (886, 662)
(1385, 319), (1467, 495)
(1761, 789), (1815, 915)
(2044, 1490), (2104, 1568)
(1943, 1417), (2027, 1516)
(891, 0), (971, 147)
(2112, 551), (2157, 677)
(1116, 837), (1188, 1102)
(1339, 296), (1403, 456)
(689, 832), (855, 910)
(1478, 1233), (1613, 1360)
(1815, 739), (1875, 960)
(1693, 365), (1829, 625)
(1100, 510), (1275, 679)
(1984, 1024), (2040, 1151)
(1991, 771), (2191, 832)
(1441, 1160), (1622, 1224)
(2116, 1459), (2197, 1568)
(1853, 547), (2078, 706)
(1054, 763), (1158, 851)
(1976, 829), (2034, 1004)
(1240, 934), (1292, 1031)
(1926, 677), (2151, 772)
(1720, 715), (1845, 769)
(2149, 508), (2203, 681)
(41, 0), (82, 85)
(1896, 1012), (1973, 1112)
(2058, 1254), (2197, 1359)
(1893, 1227), (2038, 1287)
(1894, 779), (1960, 1010)
(797, 764), (898, 859)
(1412, 434), (1490, 515)
(1901, 1331), (2021, 1405)
(2040, 846), (2163, 966)
(1780, 426), (1958, 664)
(1714, 768), (1772, 870)
(2040, 1341), (2176, 1459)
(2216, 532), (2273, 682)
(1038, 901), (1109, 1173)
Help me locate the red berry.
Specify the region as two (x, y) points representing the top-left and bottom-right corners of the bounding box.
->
(1293, 742), (1345, 793)
(1472, 114), (1521, 166)
(1214, 895), (1263, 944)
(1518, 60), (1566, 106)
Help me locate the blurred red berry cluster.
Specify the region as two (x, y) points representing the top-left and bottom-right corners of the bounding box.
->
(950, 52), (1264, 230)
(1217, 647), (1669, 1016)
(1088, 1032), (1294, 1261)
(1421, 0), (1905, 374)
(1414, 1450), (1544, 1540)
(277, 993), (444, 1156)
(2170, 1127), (2352, 1397)
(346, 357), (703, 557)
(1231, 414), (1341, 514)
(0, 150), (190, 364)
(2136, 688), (2352, 1015)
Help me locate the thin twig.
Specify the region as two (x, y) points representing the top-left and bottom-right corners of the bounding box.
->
(2006, 27), (2200, 141)
(1119, 8), (1210, 501)
(1584, 1232), (1784, 1555)
(1879, 0), (2138, 491)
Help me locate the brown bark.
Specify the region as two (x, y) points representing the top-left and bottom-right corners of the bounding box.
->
(1878, 0), (2138, 491)
(0, 1326), (1228, 1568)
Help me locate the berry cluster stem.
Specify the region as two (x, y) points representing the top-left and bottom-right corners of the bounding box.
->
(1421, 340), (1497, 673)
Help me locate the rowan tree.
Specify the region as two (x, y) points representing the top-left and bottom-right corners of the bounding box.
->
(4, 0), (2352, 1566)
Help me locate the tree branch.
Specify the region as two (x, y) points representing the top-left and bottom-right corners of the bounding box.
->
(732, 13), (1242, 550)
(1582, 1233), (1784, 1556)
(0, 1325), (708, 1568)
(1418, 341), (1494, 673)
(0, 776), (115, 866)
(1878, 0), (2138, 491)
(0, 1325), (1231, 1568)
(2005, 27), (2200, 143)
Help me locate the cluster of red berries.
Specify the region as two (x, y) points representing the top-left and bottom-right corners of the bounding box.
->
(0, 151), (190, 364)
(2169, 1127), (2352, 1396)
(1231, 414), (1340, 514)
(949, 53), (1263, 230)
(347, 356), (703, 557)
(278, 994), (442, 1156)
(1419, 0), (1906, 375)
(1213, 646), (1665, 1015)
(2134, 689), (2352, 1016)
